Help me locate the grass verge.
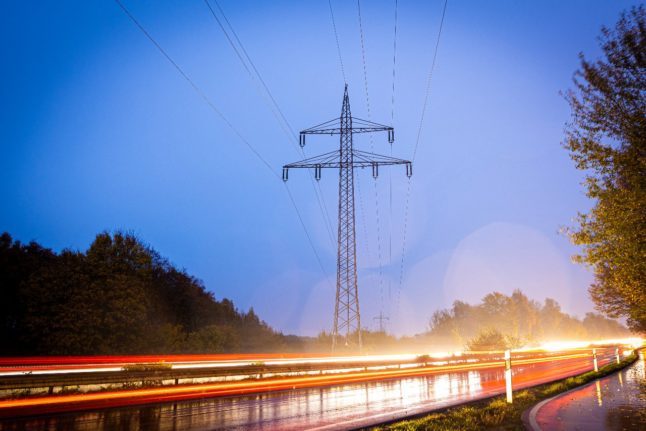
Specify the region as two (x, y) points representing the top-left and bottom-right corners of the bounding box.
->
(371, 351), (639, 431)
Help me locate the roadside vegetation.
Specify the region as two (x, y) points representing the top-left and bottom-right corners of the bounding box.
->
(1, 230), (631, 356)
(563, 6), (645, 333)
(425, 290), (630, 352)
(0, 231), (294, 355)
(374, 351), (639, 431)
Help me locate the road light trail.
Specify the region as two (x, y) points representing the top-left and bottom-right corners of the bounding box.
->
(0, 349), (629, 430)
(0, 359), (506, 415)
(0, 348), (624, 420)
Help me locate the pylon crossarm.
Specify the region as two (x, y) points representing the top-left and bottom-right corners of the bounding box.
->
(284, 150), (409, 169)
(299, 117), (393, 141)
(302, 127), (390, 135)
(283, 149), (412, 181)
(352, 150), (410, 167)
(283, 150), (341, 169)
(301, 118), (342, 134)
(351, 116), (392, 131)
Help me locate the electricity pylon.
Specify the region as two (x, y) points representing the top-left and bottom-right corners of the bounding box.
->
(374, 311), (390, 333)
(283, 85), (411, 350)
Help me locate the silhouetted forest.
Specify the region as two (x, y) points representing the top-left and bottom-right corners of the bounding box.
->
(0, 231), (298, 355)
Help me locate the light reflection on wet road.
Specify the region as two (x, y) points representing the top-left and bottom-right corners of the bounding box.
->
(532, 351), (646, 430)
(0, 354), (616, 430)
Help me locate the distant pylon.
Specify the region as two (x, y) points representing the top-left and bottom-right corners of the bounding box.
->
(283, 85), (411, 350)
(373, 311), (390, 333)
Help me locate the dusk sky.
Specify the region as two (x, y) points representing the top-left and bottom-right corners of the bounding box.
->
(1, 0), (640, 336)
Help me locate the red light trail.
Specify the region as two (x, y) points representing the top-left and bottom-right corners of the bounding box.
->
(0, 347), (628, 419)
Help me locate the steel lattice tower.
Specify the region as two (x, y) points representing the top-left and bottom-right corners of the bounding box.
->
(283, 85), (411, 350)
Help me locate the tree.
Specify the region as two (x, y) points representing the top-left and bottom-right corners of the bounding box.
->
(1, 230), (292, 355)
(21, 234), (154, 355)
(540, 298), (564, 339)
(427, 309), (461, 347)
(582, 312), (631, 338)
(465, 328), (508, 352)
(564, 6), (646, 332)
(425, 290), (629, 349)
(0, 233), (56, 355)
(508, 290), (541, 343)
(185, 325), (239, 353)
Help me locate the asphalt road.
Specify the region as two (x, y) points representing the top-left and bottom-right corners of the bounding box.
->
(0, 352), (617, 431)
(528, 351), (645, 430)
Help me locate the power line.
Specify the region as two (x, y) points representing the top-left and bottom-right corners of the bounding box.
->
(326, 0), (366, 258)
(114, 0), (331, 285)
(326, 0), (379, 303)
(204, 1), (252, 77)
(396, 0), (448, 315)
(203, 0), (337, 248)
(388, 0), (398, 310)
(391, 0), (399, 126)
(114, 0), (275, 177)
(388, 0), (398, 309)
(413, 0), (448, 162)
(357, 0), (386, 310)
(202, 0), (296, 153)
(283, 183), (333, 286)
(210, 0), (336, 245)
(355, 172), (372, 264)
(327, 0), (347, 84)
(207, 0), (298, 141)
(356, 0), (373, 136)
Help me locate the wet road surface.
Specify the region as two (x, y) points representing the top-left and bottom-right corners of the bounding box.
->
(0, 353), (617, 430)
(529, 351), (646, 430)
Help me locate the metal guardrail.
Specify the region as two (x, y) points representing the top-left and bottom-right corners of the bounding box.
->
(0, 352), (516, 392)
(0, 356), (474, 392)
(0, 347), (622, 396)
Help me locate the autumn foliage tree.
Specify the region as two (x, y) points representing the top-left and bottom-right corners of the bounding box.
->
(564, 7), (645, 332)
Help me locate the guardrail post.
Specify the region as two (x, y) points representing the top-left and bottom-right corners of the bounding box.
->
(593, 348), (598, 372)
(504, 350), (512, 404)
(615, 348), (620, 364)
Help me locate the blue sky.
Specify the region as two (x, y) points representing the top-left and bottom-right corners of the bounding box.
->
(1, 1), (639, 335)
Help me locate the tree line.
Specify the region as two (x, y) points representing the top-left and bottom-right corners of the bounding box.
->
(426, 290), (631, 351)
(0, 231), (297, 356)
(0, 231), (633, 356)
